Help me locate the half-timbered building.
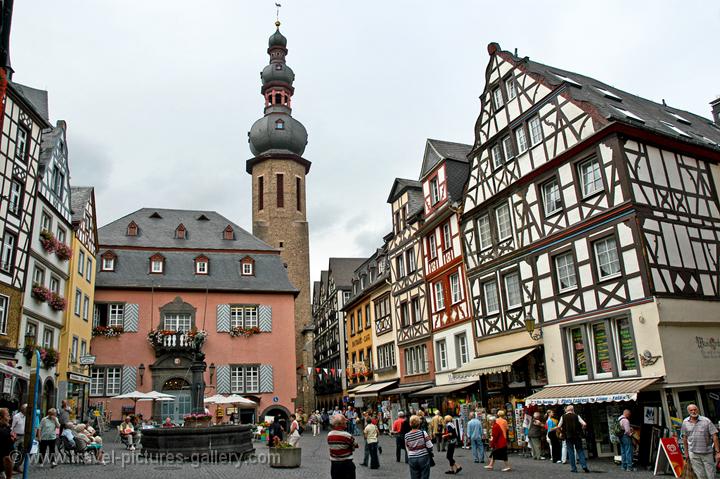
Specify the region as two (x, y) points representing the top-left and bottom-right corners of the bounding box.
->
(19, 119), (73, 412)
(457, 43), (720, 452)
(387, 178), (435, 392)
(312, 257), (364, 410)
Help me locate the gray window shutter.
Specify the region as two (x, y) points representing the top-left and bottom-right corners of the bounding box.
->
(216, 365), (231, 394)
(259, 364), (273, 393)
(122, 365), (137, 393)
(259, 305), (272, 332)
(216, 304), (230, 332)
(123, 304), (139, 332)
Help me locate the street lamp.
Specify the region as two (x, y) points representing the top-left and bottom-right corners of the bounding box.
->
(209, 363), (216, 385)
(138, 363), (145, 386)
(525, 314), (542, 341)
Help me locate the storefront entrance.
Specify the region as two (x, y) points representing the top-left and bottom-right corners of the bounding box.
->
(160, 378), (191, 423)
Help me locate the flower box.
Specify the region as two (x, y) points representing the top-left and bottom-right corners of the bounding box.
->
(229, 326), (261, 338)
(92, 326), (124, 337)
(31, 284), (51, 302)
(183, 413), (212, 428)
(269, 446), (301, 468)
(39, 230), (56, 253)
(55, 242), (72, 261)
(48, 292), (66, 311)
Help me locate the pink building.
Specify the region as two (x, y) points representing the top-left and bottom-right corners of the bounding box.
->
(90, 208), (298, 423)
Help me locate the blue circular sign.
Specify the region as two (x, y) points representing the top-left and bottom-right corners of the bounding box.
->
(272, 396), (279, 403)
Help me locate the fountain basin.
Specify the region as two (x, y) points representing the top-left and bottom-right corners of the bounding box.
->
(141, 424), (254, 460)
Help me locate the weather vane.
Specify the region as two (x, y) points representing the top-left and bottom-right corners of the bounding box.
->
(275, 3), (282, 25)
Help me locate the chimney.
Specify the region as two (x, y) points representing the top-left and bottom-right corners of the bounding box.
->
(0, 0), (14, 79)
(711, 97), (720, 127)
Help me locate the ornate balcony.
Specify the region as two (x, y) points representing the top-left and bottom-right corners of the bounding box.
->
(147, 329), (207, 356)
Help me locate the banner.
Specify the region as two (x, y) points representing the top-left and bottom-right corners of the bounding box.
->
(654, 437), (684, 477)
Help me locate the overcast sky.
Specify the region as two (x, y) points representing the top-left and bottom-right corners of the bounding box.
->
(10, 1), (720, 281)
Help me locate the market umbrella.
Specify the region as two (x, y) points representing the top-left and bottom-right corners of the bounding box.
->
(111, 390), (153, 412)
(139, 391), (175, 400)
(203, 394), (226, 404)
(214, 394), (256, 408)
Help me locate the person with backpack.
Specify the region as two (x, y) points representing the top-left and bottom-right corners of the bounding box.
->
(617, 409), (634, 471)
(288, 413), (302, 447)
(557, 405), (590, 473)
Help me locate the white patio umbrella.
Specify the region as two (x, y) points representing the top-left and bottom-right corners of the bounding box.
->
(203, 394), (226, 404)
(214, 394), (256, 408)
(111, 390), (153, 411)
(138, 391), (175, 401)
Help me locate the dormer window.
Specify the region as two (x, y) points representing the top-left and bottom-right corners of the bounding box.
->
(101, 251), (116, 272)
(126, 221), (138, 236)
(195, 255), (209, 275)
(175, 224), (186, 239)
(150, 254), (165, 274)
(223, 225), (235, 240)
(241, 256), (255, 276)
(430, 177), (440, 205)
(275, 120), (285, 130)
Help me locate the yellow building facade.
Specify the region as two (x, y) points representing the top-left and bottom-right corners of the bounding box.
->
(57, 187), (97, 420)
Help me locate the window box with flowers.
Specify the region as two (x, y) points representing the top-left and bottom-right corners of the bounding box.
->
(183, 413), (212, 428)
(228, 326), (261, 338)
(147, 328), (207, 350)
(48, 292), (66, 311)
(31, 284), (51, 302)
(23, 345), (60, 369)
(92, 325), (124, 338)
(55, 242), (72, 261)
(39, 230), (57, 253)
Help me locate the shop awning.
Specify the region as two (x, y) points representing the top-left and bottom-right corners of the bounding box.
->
(382, 383), (433, 396)
(0, 363), (29, 380)
(525, 377), (661, 406)
(347, 384), (371, 396)
(409, 380), (478, 397)
(451, 348), (536, 379)
(355, 380), (398, 398)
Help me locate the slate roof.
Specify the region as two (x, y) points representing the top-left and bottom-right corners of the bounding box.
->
(493, 43), (720, 150)
(10, 82), (49, 121)
(95, 250), (297, 293)
(38, 122), (63, 175)
(99, 208), (273, 251)
(386, 178), (421, 203)
(70, 187), (93, 223)
(328, 257), (366, 289)
(445, 161), (471, 203)
(420, 139), (472, 179)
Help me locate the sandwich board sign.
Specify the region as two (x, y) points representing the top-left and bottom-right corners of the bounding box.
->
(653, 437), (684, 477)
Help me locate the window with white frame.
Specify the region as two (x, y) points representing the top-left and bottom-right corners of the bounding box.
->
(74, 289), (82, 316)
(542, 177), (562, 216)
(450, 272), (462, 304)
(86, 258), (92, 281)
(404, 344), (428, 375)
(505, 78), (517, 99)
(529, 116), (542, 145)
(396, 255), (405, 278)
(16, 127), (28, 160)
(430, 177), (440, 205)
(231, 365), (259, 393)
(42, 328), (54, 348)
(504, 272), (522, 308)
(515, 126), (528, 154)
(56, 227), (66, 244)
(593, 237), (620, 278)
(151, 258), (164, 273)
(377, 342), (396, 369)
(80, 340), (87, 358)
(33, 266), (45, 286)
(579, 157), (603, 197)
(565, 317), (637, 382)
(82, 295), (90, 321)
(196, 260), (208, 274)
(478, 215), (492, 250)
(495, 203), (512, 241)
(406, 249), (416, 273)
(78, 250), (85, 277)
(1, 232), (15, 273)
(502, 136), (514, 160)
(568, 326), (588, 380)
(41, 212), (52, 233)
(25, 322), (37, 343)
(411, 298), (421, 324)
(71, 337), (79, 363)
(163, 313), (192, 332)
(615, 317), (637, 373)
(108, 304), (125, 327)
(428, 234), (437, 259)
(0, 295), (7, 335)
(49, 276), (60, 294)
(8, 180), (21, 215)
(492, 88), (504, 109)
(230, 305), (258, 329)
(242, 262), (253, 275)
(455, 333), (469, 366)
(491, 144), (503, 169)
(434, 282), (445, 311)
(101, 256), (115, 271)
(436, 339), (448, 371)
(442, 223), (451, 249)
(483, 281), (499, 314)
(90, 368), (105, 396)
(554, 252), (577, 291)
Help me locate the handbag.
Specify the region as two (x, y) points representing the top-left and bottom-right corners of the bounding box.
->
(426, 447), (435, 467)
(683, 460), (695, 479)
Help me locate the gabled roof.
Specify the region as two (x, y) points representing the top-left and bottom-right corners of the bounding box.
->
(445, 161), (471, 204)
(70, 187), (93, 224)
(9, 82), (50, 121)
(38, 121), (66, 176)
(328, 257), (366, 289)
(387, 178), (421, 204)
(420, 139), (472, 179)
(489, 43), (720, 151)
(99, 208), (273, 251)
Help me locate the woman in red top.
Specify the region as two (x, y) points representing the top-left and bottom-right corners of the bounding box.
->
(485, 416), (512, 472)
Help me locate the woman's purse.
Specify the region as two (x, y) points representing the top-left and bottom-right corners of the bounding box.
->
(426, 447), (435, 467)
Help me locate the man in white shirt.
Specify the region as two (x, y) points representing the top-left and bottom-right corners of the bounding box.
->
(11, 404), (26, 471)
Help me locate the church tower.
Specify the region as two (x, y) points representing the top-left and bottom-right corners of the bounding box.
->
(247, 21), (312, 411)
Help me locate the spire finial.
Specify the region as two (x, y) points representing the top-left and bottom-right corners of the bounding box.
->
(275, 3), (282, 27)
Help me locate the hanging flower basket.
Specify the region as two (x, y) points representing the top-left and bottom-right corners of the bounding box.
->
(55, 242), (72, 261)
(48, 292), (66, 311)
(228, 326), (261, 338)
(39, 230), (56, 253)
(40, 347), (59, 368)
(92, 325), (124, 337)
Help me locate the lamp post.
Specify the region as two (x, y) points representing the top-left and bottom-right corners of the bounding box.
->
(525, 314), (542, 341)
(138, 363), (145, 386)
(208, 363), (215, 386)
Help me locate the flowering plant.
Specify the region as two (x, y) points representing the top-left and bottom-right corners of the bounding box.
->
(31, 284), (51, 302)
(228, 326), (261, 338)
(271, 436), (294, 449)
(48, 292), (66, 311)
(39, 230), (57, 253)
(183, 413), (212, 421)
(55, 242), (72, 261)
(92, 325), (124, 337)
(361, 370), (373, 378)
(40, 347), (59, 368)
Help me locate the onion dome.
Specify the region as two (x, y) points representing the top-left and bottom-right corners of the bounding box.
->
(261, 62), (295, 87)
(249, 113), (307, 156)
(269, 21), (287, 48)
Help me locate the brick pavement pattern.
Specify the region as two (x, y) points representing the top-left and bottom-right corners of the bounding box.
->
(31, 431), (650, 478)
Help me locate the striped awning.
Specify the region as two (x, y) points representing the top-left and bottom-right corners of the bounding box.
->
(355, 380), (398, 398)
(525, 377), (661, 406)
(409, 381), (478, 397)
(451, 348), (536, 379)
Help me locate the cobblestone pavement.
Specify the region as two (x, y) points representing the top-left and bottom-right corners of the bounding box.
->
(30, 431), (653, 478)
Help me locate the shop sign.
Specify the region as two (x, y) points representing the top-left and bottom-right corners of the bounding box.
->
(68, 373), (91, 384)
(695, 336), (720, 359)
(528, 393), (637, 406)
(79, 355), (96, 365)
(654, 437), (684, 477)
(2, 378), (11, 394)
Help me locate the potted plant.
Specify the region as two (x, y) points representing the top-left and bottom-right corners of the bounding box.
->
(31, 284), (50, 302)
(48, 292), (66, 311)
(55, 242), (72, 261)
(39, 230), (56, 253)
(269, 436), (301, 468)
(229, 326), (261, 338)
(92, 325), (124, 337)
(40, 347), (59, 369)
(183, 413), (212, 428)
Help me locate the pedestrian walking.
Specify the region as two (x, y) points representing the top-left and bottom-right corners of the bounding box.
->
(38, 408), (60, 467)
(545, 409), (561, 463)
(10, 404), (24, 471)
(0, 408), (15, 479)
(557, 405), (590, 473)
(430, 411), (445, 452)
(392, 411), (410, 463)
(310, 410), (320, 436)
(327, 413), (358, 479)
(58, 400), (71, 431)
(485, 415), (512, 472)
(405, 415), (434, 479)
(288, 413), (301, 447)
(442, 415), (462, 474)
(268, 415), (284, 446)
(681, 404), (720, 479)
(617, 409), (635, 471)
(467, 412), (485, 463)
(528, 411), (545, 460)
(361, 418), (380, 469)
(321, 409), (330, 431)
(346, 406), (357, 435)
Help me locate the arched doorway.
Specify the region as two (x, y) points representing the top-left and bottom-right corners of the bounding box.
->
(160, 378), (191, 423)
(41, 379), (55, 414)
